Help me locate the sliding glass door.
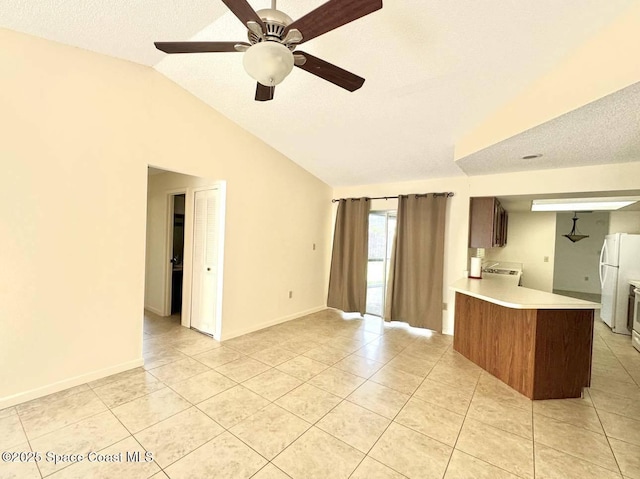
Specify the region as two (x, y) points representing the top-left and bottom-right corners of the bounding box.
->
(366, 211), (397, 316)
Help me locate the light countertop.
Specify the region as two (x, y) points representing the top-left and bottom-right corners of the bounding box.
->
(451, 276), (601, 310)
(630, 280), (640, 289)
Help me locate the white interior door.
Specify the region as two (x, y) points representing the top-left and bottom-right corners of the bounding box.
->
(190, 188), (221, 336)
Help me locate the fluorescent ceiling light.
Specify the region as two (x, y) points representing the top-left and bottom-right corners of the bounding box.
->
(531, 197), (638, 212)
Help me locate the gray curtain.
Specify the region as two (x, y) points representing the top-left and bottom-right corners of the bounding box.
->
(327, 198), (370, 315)
(384, 194), (448, 331)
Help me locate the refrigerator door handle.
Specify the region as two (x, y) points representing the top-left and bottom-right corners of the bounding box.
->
(599, 241), (607, 289)
(600, 264), (608, 290)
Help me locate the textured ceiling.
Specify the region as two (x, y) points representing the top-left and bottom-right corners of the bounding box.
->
(456, 81), (640, 176)
(2, 1), (638, 186)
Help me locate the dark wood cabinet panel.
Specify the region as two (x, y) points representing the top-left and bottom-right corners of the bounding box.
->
(453, 293), (594, 399)
(469, 197), (508, 248)
(533, 309), (593, 398)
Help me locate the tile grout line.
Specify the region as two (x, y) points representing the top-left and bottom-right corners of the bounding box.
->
(588, 327), (626, 478)
(261, 328), (421, 478)
(527, 325), (631, 477)
(13, 409), (44, 479)
(19, 311), (639, 479)
(343, 342), (455, 478)
(181, 325), (379, 476)
(31, 396), (124, 478)
(531, 391), (536, 479)
(20, 403), (109, 446)
(447, 373), (533, 479)
(440, 367), (481, 479)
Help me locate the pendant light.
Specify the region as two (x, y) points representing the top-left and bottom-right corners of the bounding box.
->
(563, 212), (589, 243)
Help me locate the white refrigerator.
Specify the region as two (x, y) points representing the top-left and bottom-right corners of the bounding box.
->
(599, 233), (640, 334)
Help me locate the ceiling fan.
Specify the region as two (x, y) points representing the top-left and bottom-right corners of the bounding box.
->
(154, 0), (383, 101)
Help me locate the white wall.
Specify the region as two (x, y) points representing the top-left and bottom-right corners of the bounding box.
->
(0, 29), (331, 408)
(553, 212), (609, 294)
(609, 211), (640, 234)
(486, 212), (557, 292)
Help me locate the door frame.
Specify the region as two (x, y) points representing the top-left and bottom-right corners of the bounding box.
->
(162, 188), (187, 317)
(181, 182), (227, 340)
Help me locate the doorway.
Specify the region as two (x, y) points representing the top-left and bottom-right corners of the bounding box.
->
(366, 211), (397, 316)
(145, 168), (226, 340)
(170, 194), (185, 316)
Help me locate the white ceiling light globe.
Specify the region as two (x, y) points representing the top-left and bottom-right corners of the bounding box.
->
(243, 41), (294, 87)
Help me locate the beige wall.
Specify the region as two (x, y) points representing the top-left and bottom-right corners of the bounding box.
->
(146, 170), (331, 340)
(0, 29), (331, 408)
(486, 212), (557, 292)
(553, 212), (609, 294)
(609, 211), (640, 234)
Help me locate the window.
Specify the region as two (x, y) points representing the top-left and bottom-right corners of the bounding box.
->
(366, 211), (397, 316)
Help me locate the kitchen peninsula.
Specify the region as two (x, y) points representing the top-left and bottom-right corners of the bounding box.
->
(451, 277), (600, 400)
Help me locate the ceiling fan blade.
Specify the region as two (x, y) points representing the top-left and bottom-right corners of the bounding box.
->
(154, 41), (250, 53)
(222, 0), (265, 31)
(284, 0), (382, 44)
(295, 52), (365, 92)
(255, 83), (275, 101)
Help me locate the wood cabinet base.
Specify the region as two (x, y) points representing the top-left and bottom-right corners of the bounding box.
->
(453, 293), (594, 400)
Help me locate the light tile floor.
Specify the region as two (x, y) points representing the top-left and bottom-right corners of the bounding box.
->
(3, 310), (640, 478)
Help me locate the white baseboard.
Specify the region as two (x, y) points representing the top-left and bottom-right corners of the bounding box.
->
(144, 305), (165, 316)
(220, 306), (327, 341)
(0, 358), (144, 410)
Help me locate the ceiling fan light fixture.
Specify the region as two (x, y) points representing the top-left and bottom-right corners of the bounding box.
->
(243, 41), (294, 87)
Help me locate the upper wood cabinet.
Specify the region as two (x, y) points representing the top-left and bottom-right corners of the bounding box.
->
(469, 197), (508, 248)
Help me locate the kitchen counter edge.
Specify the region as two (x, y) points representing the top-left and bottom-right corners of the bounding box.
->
(450, 277), (601, 310)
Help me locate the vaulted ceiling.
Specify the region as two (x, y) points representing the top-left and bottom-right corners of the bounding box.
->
(3, 1), (639, 186)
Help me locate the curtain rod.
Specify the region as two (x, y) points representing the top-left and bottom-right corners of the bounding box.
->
(331, 192), (454, 203)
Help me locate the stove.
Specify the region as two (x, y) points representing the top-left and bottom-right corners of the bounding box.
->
(482, 268), (520, 275)
(481, 261), (523, 285)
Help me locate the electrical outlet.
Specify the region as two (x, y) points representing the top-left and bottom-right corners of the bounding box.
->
(544, 256), (549, 263)
(289, 291), (293, 299)
(442, 302), (448, 311)
(584, 276), (589, 281)
(313, 243), (316, 251)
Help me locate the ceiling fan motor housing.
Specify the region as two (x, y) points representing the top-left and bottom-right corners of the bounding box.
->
(249, 9), (295, 49)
